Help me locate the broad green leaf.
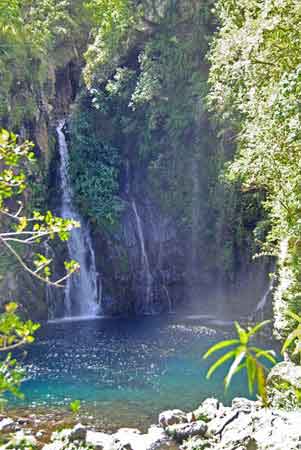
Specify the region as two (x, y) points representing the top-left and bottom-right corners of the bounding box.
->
(203, 339), (240, 359)
(206, 350), (236, 379)
(225, 348), (246, 390)
(250, 347), (277, 364)
(282, 329), (301, 354)
(257, 363), (268, 406)
(5, 303), (18, 314)
(286, 310), (301, 323)
(234, 321), (248, 344)
(246, 355), (256, 394)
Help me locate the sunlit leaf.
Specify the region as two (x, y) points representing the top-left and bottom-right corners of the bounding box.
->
(206, 350), (236, 379)
(225, 348), (246, 390)
(203, 339), (240, 359)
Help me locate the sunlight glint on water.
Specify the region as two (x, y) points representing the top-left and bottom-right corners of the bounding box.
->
(11, 316), (268, 428)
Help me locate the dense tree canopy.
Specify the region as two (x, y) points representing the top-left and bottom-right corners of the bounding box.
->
(208, 0), (301, 337)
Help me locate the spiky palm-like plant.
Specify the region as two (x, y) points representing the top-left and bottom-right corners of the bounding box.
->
(203, 321), (276, 405)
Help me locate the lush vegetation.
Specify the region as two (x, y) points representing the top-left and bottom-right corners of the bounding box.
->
(3, 0), (301, 419)
(208, 0), (301, 338)
(0, 128), (79, 285)
(69, 97), (123, 229)
(0, 128), (79, 402)
(0, 0), (91, 128)
(0, 0), (268, 289)
(75, 0), (262, 284)
(0, 302), (39, 406)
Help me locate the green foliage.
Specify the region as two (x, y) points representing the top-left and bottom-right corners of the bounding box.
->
(69, 105), (123, 229)
(81, 0), (260, 282)
(0, 353), (24, 402)
(208, 0), (301, 337)
(0, 302), (39, 403)
(84, 0), (141, 86)
(282, 310), (301, 361)
(203, 321), (276, 406)
(0, 302), (40, 348)
(0, 129), (35, 206)
(0, 129), (79, 286)
(0, 0), (93, 127)
(70, 399), (81, 414)
(0, 127), (82, 405)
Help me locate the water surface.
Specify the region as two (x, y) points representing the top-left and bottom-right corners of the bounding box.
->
(11, 316), (276, 429)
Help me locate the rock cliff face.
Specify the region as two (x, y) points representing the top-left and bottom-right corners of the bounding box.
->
(0, 53), (83, 318)
(52, 0), (272, 318)
(1, 0), (274, 319)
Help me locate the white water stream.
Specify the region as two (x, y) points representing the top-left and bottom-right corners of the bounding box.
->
(57, 121), (100, 317)
(255, 278), (274, 313)
(131, 199), (153, 313)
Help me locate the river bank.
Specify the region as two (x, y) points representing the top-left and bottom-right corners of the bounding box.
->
(1, 393), (301, 450)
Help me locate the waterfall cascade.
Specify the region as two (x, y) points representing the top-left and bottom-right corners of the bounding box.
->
(56, 121), (100, 318)
(255, 282), (273, 313)
(252, 276), (275, 321)
(131, 199), (154, 314)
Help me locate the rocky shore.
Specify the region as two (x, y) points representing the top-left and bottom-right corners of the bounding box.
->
(1, 361), (301, 450)
(1, 395), (301, 450)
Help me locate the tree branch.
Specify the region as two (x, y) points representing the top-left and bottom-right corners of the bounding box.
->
(0, 236), (68, 288)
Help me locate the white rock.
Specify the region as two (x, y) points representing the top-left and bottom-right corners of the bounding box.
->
(69, 423), (87, 441)
(7, 430), (37, 447)
(231, 397), (257, 411)
(0, 417), (14, 431)
(86, 430), (113, 449)
(267, 361), (301, 389)
(166, 421), (207, 442)
(186, 412), (196, 423)
(193, 398), (219, 422)
(205, 401), (301, 450)
(36, 430), (45, 438)
(159, 409), (187, 428)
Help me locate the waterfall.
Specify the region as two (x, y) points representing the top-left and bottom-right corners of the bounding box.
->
(255, 279), (274, 312)
(252, 276), (275, 321)
(163, 285), (174, 314)
(131, 199), (153, 314)
(56, 121), (100, 318)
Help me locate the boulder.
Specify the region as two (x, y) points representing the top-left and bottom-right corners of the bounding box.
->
(0, 417), (14, 431)
(86, 426), (172, 450)
(252, 409), (301, 450)
(202, 399), (301, 450)
(193, 398), (219, 422)
(69, 423), (87, 442)
(86, 430), (112, 449)
(113, 426), (171, 450)
(267, 361), (301, 408)
(166, 421), (207, 442)
(159, 409), (187, 428)
(215, 408), (301, 450)
(231, 397), (258, 412)
(216, 410), (254, 449)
